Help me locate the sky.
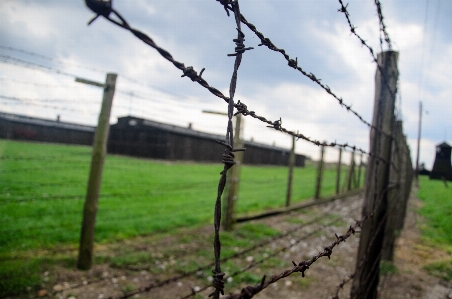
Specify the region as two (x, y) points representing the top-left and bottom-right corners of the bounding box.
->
(0, 0), (451, 168)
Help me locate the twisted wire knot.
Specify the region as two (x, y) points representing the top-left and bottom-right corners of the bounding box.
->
(234, 100), (249, 116)
(267, 118), (282, 131)
(209, 271), (225, 296)
(181, 66), (204, 82)
(234, 276), (266, 299)
(335, 233), (346, 242)
(288, 57), (298, 68)
(228, 28), (254, 57)
(324, 246), (333, 259)
(292, 261), (310, 277)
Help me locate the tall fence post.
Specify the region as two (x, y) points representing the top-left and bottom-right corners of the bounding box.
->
(224, 114), (243, 231)
(77, 73), (117, 270)
(314, 143), (325, 199)
(382, 121), (414, 261)
(336, 148), (343, 195)
(351, 51), (398, 299)
(285, 135), (296, 207)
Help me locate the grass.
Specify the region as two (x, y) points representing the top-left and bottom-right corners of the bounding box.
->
(0, 139), (356, 296)
(423, 259), (452, 281)
(417, 176), (452, 247)
(380, 260), (398, 275)
(418, 176), (452, 281)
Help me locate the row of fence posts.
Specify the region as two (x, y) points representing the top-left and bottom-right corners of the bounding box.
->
(223, 124), (364, 231)
(75, 52), (414, 299)
(223, 50), (414, 299)
(313, 145), (364, 201)
(351, 51), (413, 299)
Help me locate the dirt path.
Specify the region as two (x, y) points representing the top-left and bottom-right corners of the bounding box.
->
(20, 193), (451, 299)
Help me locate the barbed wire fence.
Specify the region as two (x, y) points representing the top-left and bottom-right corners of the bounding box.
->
(0, 0), (415, 298)
(79, 0), (415, 298)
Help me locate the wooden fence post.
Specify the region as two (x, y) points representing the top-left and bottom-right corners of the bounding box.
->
(351, 51), (398, 299)
(77, 73), (117, 270)
(382, 120), (403, 261)
(285, 135), (296, 207)
(223, 114), (243, 231)
(397, 134), (413, 231)
(314, 143), (325, 199)
(356, 153), (363, 188)
(382, 120), (414, 261)
(345, 150), (356, 191)
(336, 148), (343, 195)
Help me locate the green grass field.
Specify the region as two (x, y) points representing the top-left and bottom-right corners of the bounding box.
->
(0, 139), (355, 255)
(418, 176), (452, 247)
(0, 139), (358, 295)
(418, 176), (452, 281)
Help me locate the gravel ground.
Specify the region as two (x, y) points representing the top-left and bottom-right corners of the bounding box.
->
(19, 192), (451, 299)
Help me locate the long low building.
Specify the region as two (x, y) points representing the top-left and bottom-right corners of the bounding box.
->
(108, 116), (306, 167)
(0, 111), (95, 145)
(0, 112), (305, 167)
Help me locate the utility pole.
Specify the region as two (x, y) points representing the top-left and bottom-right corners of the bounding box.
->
(77, 73), (117, 270)
(285, 135), (296, 207)
(415, 101), (422, 186)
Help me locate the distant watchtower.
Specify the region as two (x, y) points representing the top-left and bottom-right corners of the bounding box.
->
(429, 142), (452, 181)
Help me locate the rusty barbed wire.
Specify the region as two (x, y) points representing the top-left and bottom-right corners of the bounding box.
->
(337, 1), (397, 101)
(217, 3), (395, 140)
(374, 0), (392, 50)
(181, 207), (358, 299)
(80, 4), (403, 296)
(223, 216), (366, 299)
(224, 175), (396, 299)
(331, 196), (392, 299)
(84, 0), (229, 102)
(83, 0), (396, 164)
(211, 1), (252, 298)
(110, 204), (343, 299)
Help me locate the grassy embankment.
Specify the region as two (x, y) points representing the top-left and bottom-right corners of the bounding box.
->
(417, 176), (452, 281)
(0, 139), (356, 296)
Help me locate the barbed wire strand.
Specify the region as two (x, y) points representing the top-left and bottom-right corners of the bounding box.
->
(374, 0), (392, 50)
(109, 205), (342, 299)
(210, 1), (254, 298)
(331, 194), (391, 299)
(181, 210), (355, 299)
(82, 0), (394, 164)
(0, 45), (187, 99)
(223, 169), (395, 299)
(336, 0), (397, 103)
(219, 4), (395, 140)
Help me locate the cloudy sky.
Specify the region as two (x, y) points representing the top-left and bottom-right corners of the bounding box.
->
(0, 0), (451, 167)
